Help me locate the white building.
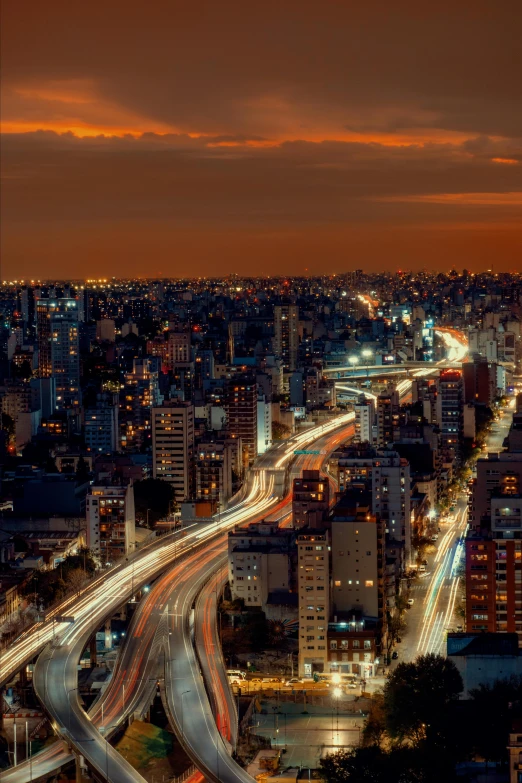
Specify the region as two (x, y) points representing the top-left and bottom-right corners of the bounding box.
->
(354, 396), (374, 444)
(257, 395), (272, 455)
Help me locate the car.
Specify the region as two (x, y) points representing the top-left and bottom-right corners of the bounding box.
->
(250, 677), (262, 683)
(456, 625), (463, 632)
(346, 682), (358, 689)
(407, 598), (414, 606)
(285, 677), (304, 687)
(262, 677), (281, 684)
(392, 651), (399, 660)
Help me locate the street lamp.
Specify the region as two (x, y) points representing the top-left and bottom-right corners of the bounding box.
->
(333, 686), (342, 747)
(348, 355), (359, 377)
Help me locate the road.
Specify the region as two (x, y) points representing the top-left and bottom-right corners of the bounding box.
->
(1, 413), (354, 783)
(396, 400), (514, 665)
(400, 492), (468, 661)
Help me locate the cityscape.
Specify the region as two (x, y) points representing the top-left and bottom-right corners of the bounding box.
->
(0, 273), (520, 782)
(2, 3), (522, 783)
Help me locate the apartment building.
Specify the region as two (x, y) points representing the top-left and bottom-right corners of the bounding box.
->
(86, 483), (135, 562)
(274, 304), (299, 371)
(292, 469), (330, 529)
(297, 531), (330, 677)
(152, 401), (195, 501)
(228, 522), (294, 608)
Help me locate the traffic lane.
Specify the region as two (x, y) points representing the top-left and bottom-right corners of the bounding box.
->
(195, 561), (238, 748)
(6, 542), (191, 783)
(393, 496), (468, 664)
(165, 554), (256, 783)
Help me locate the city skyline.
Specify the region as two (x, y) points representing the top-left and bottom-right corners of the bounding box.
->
(1, 0), (521, 279)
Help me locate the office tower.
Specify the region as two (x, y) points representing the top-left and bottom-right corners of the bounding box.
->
(292, 470), (330, 529)
(195, 440), (233, 505)
(331, 492), (385, 621)
(257, 394), (272, 455)
(86, 483), (135, 562)
(274, 304), (299, 371)
(36, 298), (80, 411)
(152, 401), (194, 501)
(354, 395), (375, 444)
(297, 531), (330, 677)
(224, 376), (258, 465)
(436, 369), (463, 462)
(84, 392), (119, 454)
(376, 387), (399, 447)
(168, 329), (192, 368)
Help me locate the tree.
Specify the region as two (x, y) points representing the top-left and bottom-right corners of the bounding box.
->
(319, 746), (456, 783)
(67, 568), (88, 596)
(45, 456), (59, 474)
(75, 455), (90, 483)
(272, 421), (291, 440)
(383, 654), (463, 746)
(133, 478), (174, 525)
(468, 676), (522, 763)
(362, 692), (386, 747)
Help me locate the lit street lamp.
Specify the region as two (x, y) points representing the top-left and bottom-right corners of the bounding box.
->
(348, 355), (359, 377)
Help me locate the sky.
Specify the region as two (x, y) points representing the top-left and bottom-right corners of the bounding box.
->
(1, 0), (521, 280)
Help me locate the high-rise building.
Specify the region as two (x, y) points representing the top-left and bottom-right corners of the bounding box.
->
(336, 445), (412, 564)
(195, 440), (233, 505)
(225, 376), (257, 465)
(86, 483), (135, 563)
(463, 356), (497, 406)
(292, 470), (330, 529)
(168, 329), (192, 368)
(121, 358), (162, 450)
(297, 531), (330, 677)
(436, 369), (463, 462)
(84, 392), (119, 454)
(36, 298), (80, 412)
(466, 451), (522, 638)
(257, 394), (272, 455)
(331, 492), (385, 622)
(152, 401), (194, 501)
(354, 395), (375, 444)
(376, 388), (399, 447)
(274, 304), (299, 371)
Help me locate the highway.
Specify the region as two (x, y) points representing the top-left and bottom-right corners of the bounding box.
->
(1, 412), (355, 783)
(194, 563), (238, 750)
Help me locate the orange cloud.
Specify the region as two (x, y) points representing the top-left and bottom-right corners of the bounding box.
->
(491, 157), (519, 165)
(374, 192), (522, 206)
